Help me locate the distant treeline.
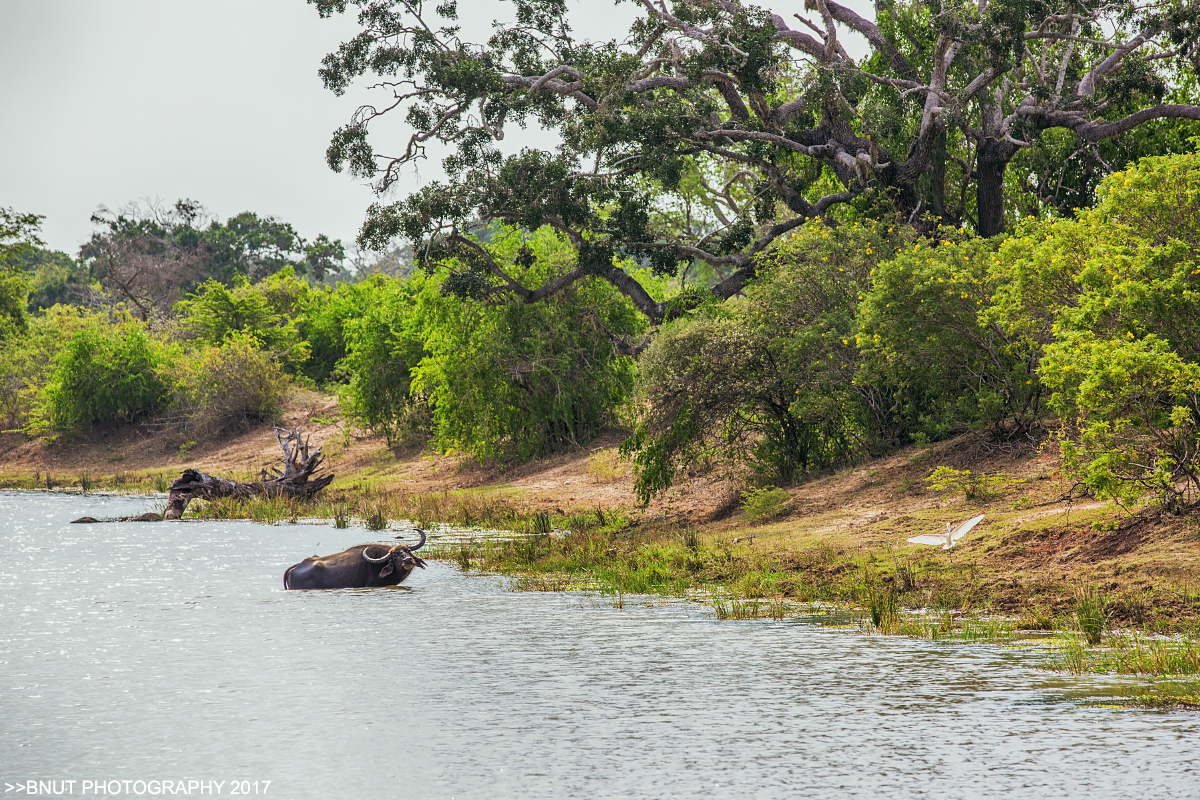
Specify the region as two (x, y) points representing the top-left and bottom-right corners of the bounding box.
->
(2, 153), (1198, 511)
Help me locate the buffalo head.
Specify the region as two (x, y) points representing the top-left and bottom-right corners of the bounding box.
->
(361, 529), (428, 578)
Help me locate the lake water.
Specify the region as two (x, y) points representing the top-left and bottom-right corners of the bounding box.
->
(1, 491), (1196, 798)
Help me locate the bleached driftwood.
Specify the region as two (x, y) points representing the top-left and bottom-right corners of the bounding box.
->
(164, 427), (334, 519)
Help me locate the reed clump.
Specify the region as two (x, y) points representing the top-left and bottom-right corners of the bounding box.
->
(1049, 634), (1200, 676)
(1074, 585), (1108, 645)
(942, 618), (1017, 642)
(866, 582), (900, 633)
(713, 596), (782, 620)
(364, 504), (388, 531)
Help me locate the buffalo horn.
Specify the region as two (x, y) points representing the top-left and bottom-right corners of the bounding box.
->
(409, 528), (427, 551)
(362, 545), (393, 563)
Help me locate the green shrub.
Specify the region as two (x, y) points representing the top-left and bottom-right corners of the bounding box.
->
(297, 277), (384, 385)
(339, 277), (426, 445)
(413, 225), (650, 461)
(740, 486), (789, 523)
(857, 231), (1043, 441)
(993, 152), (1200, 510)
(924, 466), (1009, 501)
(0, 207), (41, 341)
(166, 333), (287, 441)
(0, 305), (94, 430)
(626, 220), (901, 502)
(174, 274), (310, 367)
(42, 320), (169, 432)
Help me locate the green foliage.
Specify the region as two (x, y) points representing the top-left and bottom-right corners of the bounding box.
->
(923, 466), (1008, 501)
(339, 276), (427, 445)
(858, 230), (1044, 440)
(311, 0), (1200, 326)
(0, 207), (43, 340)
(41, 318), (170, 432)
(85, 200), (346, 286)
(294, 278), (378, 384)
(22, 248), (89, 313)
(626, 221), (901, 502)
(202, 210), (344, 282)
(165, 333), (288, 441)
(414, 226), (647, 460)
(740, 486), (789, 523)
(175, 274), (311, 367)
(996, 153), (1200, 510)
(0, 305), (95, 430)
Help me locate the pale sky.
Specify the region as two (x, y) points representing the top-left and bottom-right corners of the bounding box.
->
(1, 0), (871, 257)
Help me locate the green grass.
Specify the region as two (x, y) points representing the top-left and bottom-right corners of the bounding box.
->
(364, 504), (388, 531)
(866, 582), (900, 633)
(1075, 585), (1107, 645)
(1048, 634), (1200, 676)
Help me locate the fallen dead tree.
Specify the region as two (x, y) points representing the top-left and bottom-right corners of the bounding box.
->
(164, 426), (334, 519)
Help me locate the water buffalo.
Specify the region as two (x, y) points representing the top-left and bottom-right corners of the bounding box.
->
(284, 530), (427, 590)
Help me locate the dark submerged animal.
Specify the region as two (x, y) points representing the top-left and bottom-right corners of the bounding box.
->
(284, 530), (427, 590)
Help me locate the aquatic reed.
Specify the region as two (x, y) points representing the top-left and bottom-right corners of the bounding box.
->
(1049, 634), (1200, 676)
(1075, 585), (1107, 645)
(528, 511), (553, 535)
(944, 618), (1017, 642)
(455, 543), (472, 572)
(364, 505), (388, 531)
(866, 583), (899, 633)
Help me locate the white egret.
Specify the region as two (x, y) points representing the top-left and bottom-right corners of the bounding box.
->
(907, 514), (985, 550)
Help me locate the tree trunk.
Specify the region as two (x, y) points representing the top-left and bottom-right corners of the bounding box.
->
(976, 139), (1012, 238)
(926, 129), (948, 224)
(164, 427), (334, 519)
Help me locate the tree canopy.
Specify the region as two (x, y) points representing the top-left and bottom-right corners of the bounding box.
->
(80, 199), (347, 320)
(310, 0), (1200, 322)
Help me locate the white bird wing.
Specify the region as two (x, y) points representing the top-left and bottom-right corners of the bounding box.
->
(907, 534), (950, 545)
(948, 514), (986, 543)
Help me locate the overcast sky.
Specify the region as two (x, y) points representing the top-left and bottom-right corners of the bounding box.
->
(1, 0), (871, 257)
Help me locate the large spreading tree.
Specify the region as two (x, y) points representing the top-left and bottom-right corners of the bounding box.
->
(310, 0), (1200, 322)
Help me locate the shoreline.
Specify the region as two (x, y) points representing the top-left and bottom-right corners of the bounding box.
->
(4, 410), (1199, 704)
(8, 480), (1199, 709)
